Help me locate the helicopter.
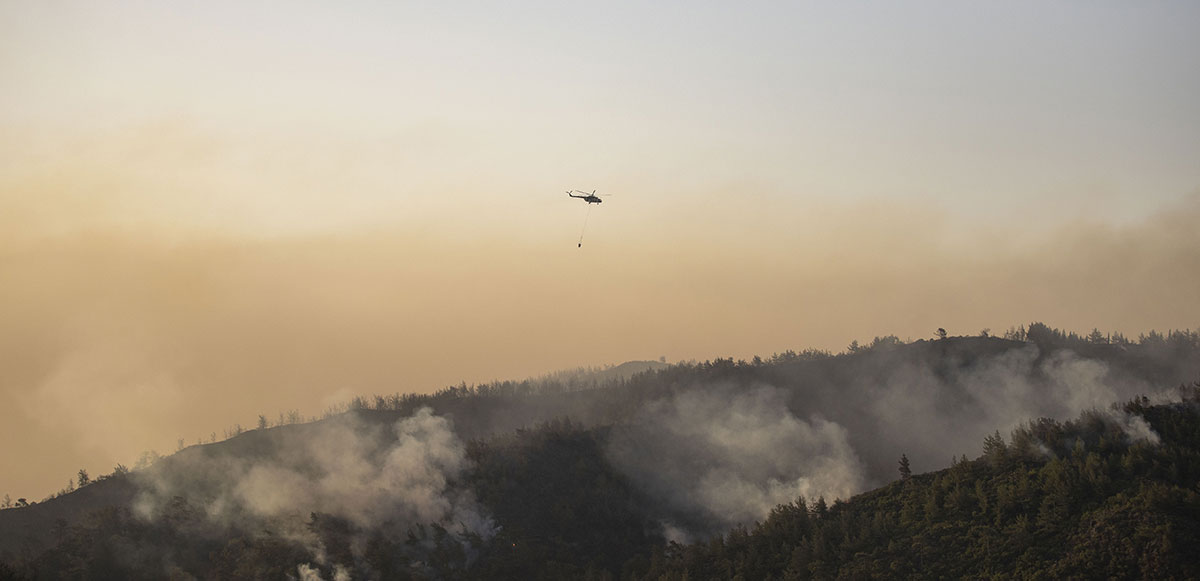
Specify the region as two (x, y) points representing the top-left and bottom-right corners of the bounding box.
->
(566, 189), (607, 247)
(566, 189), (604, 204)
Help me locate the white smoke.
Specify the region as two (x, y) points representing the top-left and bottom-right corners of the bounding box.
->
(1040, 350), (1120, 416)
(226, 407), (484, 531)
(859, 344), (1157, 479)
(603, 344), (1167, 541)
(134, 407), (493, 571)
(294, 563), (351, 581)
(606, 385), (865, 538)
(1100, 408), (1160, 445)
(295, 563), (323, 581)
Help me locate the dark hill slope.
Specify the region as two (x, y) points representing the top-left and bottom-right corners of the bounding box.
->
(7, 390), (1200, 579)
(1, 419), (665, 580)
(0, 419), (346, 564)
(3, 329), (1198, 575)
(5, 334), (1198, 551)
(350, 335), (1200, 489)
(636, 390), (1200, 579)
(0, 476), (137, 565)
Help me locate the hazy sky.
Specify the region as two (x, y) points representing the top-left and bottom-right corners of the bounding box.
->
(3, 1), (1199, 500)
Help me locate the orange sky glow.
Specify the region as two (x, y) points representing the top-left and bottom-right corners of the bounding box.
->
(3, 1), (1198, 501)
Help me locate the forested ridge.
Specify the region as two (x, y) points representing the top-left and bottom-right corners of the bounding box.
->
(2, 324), (1199, 579)
(4, 393), (1200, 580)
(635, 389), (1200, 579)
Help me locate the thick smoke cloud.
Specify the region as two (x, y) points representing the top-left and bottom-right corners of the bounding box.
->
(606, 385), (865, 539)
(862, 345), (1154, 475)
(600, 343), (1176, 540)
(112, 341), (1178, 551)
(132, 407), (492, 571)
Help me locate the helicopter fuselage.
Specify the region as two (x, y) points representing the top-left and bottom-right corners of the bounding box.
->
(568, 191), (603, 204)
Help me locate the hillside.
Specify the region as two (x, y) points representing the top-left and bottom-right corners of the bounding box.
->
(5, 391), (1200, 580)
(636, 389), (1200, 579)
(2, 326), (1199, 578)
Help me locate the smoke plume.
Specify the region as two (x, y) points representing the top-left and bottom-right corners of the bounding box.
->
(606, 385), (865, 539)
(599, 341), (1176, 540)
(865, 345), (1155, 474)
(132, 407), (493, 571)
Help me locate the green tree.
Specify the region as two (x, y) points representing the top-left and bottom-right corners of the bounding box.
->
(813, 497), (828, 518)
(899, 454), (912, 480)
(983, 431), (1008, 469)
